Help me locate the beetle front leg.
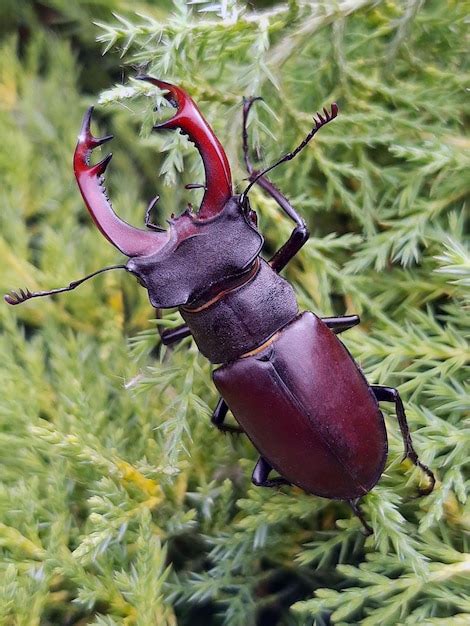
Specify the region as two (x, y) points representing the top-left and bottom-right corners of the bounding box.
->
(242, 98), (309, 274)
(371, 385), (436, 495)
(212, 398), (244, 434)
(252, 456), (291, 488)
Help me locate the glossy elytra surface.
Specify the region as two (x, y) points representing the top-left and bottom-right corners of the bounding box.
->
(214, 312), (388, 500)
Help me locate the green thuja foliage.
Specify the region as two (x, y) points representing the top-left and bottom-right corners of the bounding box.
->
(0, 1), (468, 624)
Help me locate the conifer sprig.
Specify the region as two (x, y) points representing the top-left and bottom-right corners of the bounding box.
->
(0, 1), (468, 624)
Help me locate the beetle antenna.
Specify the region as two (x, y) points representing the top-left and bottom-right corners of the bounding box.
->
(240, 102), (338, 203)
(4, 264), (128, 305)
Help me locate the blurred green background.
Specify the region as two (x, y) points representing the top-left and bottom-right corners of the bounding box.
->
(0, 1), (468, 625)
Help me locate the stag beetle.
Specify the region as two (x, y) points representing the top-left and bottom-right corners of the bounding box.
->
(6, 76), (435, 534)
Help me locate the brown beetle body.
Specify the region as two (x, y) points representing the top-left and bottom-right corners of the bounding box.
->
(5, 77), (435, 534)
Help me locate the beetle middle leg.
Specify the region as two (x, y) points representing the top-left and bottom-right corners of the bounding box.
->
(252, 456), (291, 488)
(158, 322), (192, 346)
(154, 313), (239, 435)
(371, 385), (436, 495)
(322, 315), (360, 334)
(144, 196), (163, 231)
(4, 264), (128, 305)
(212, 398), (244, 434)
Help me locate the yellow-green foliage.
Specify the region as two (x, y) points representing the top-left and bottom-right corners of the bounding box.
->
(0, 1), (468, 625)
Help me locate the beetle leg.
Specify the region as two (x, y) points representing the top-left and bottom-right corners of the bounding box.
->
(155, 308), (192, 346)
(252, 456), (291, 488)
(158, 323), (192, 346)
(211, 398), (244, 434)
(347, 498), (373, 536)
(242, 98), (309, 274)
(322, 315), (360, 334)
(371, 385), (436, 496)
(4, 265), (127, 305)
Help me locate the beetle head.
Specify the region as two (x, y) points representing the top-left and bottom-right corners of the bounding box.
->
(73, 78), (261, 307)
(127, 196), (263, 308)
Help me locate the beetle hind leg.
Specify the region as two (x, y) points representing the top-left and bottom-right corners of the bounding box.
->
(347, 498), (373, 536)
(252, 456), (291, 488)
(371, 385), (436, 496)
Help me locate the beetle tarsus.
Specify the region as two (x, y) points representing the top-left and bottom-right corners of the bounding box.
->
(145, 195), (164, 231)
(242, 96), (264, 173)
(241, 96), (310, 274)
(413, 458), (436, 497)
(348, 498), (373, 536)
